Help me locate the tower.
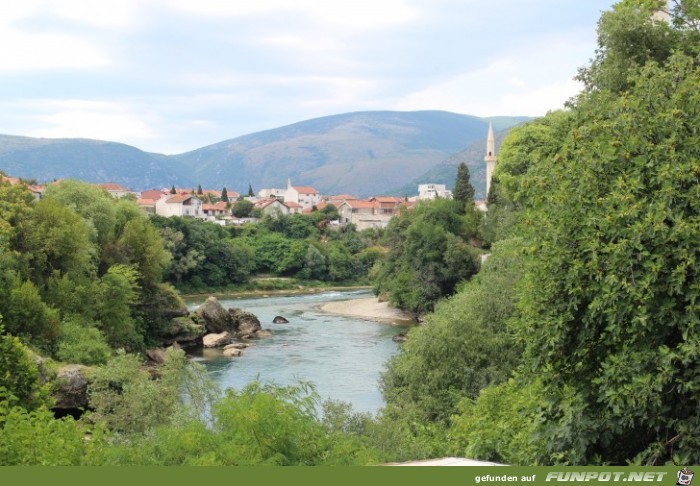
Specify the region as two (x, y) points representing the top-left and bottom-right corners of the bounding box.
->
(484, 123), (497, 198)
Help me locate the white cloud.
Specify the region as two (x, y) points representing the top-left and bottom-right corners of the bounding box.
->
(394, 35), (594, 116)
(168, 0), (421, 29)
(0, 30), (110, 71)
(21, 100), (159, 144)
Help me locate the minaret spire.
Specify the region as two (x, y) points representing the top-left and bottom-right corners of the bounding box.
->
(485, 123), (497, 198)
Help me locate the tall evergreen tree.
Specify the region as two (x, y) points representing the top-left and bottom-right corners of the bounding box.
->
(247, 183), (255, 198)
(197, 184), (203, 195)
(453, 162), (475, 205)
(221, 187), (229, 203)
(170, 185), (176, 194)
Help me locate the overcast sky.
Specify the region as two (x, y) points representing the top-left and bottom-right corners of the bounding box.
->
(0, 0), (618, 154)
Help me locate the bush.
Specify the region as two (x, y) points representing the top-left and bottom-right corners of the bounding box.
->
(56, 317), (111, 365)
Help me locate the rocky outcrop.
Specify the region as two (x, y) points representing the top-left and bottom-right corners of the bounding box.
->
(203, 332), (232, 348)
(255, 330), (272, 338)
(145, 347), (167, 364)
(196, 297), (234, 333)
(273, 315), (289, 324)
(53, 365), (89, 410)
(392, 333), (408, 343)
(224, 343), (250, 350)
(162, 317), (205, 346)
(223, 348), (242, 357)
(229, 308), (261, 338)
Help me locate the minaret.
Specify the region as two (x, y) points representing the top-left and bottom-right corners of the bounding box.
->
(484, 123), (497, 198)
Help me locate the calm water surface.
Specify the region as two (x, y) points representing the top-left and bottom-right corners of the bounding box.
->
(187, 290), (410, 415)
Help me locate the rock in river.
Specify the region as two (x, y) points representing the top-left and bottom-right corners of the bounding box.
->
(273, 315), (289, 324)
(203, 332), (232, 348)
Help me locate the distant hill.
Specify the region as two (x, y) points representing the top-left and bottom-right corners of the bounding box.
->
(390, 128), (515, 200)
(173, 111), (531, 197)
(0, 135), (190, 190)
(0, 111), (530, 195)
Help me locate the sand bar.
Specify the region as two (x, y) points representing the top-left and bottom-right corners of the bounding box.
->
(318, 297), (414, 323)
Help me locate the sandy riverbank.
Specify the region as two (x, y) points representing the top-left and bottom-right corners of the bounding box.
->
(318, 297), (414, 323)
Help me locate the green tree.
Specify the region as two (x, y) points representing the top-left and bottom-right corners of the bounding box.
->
(221, 187), (229, 203)
(197, 184), (203, 195)
(232, 199), (254, 218)
(97, 264), (143, 349)
(453, 162), (475, 207)
(42, 180), (116, 249)
(500, 54), (700, 464)
(247, 183), (255, 198)
(0, 320), (50, 410)
(170, 185), (176, 194)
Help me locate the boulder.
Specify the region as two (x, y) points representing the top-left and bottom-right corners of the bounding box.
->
(145, 348), (167, 364)
(223, 343), (249, 350)
(162, 317), (205, 346)
(53, 365), (89, 410)
(255, 330), (272, 339)
(223, 348), (242, 357)
(229, 308), (262, 338)
(196, 296), (234, 333)
(273, 315), (289, 324)
(203, 332), (232, 348)
(392, 334), (408, 343)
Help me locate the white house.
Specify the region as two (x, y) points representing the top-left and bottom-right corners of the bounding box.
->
(96, 183), (131, 198)
(418, 184), (452, 200)
(253, 197), (290, 217)
(284, 179), (320, 210)
(155, 194), (203, 218)
(258, 188), (286, 200)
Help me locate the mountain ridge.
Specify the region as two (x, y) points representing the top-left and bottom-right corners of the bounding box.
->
(0, 111), (530, 196)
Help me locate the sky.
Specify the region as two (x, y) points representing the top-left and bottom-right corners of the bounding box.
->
(0, 0), (619, 154)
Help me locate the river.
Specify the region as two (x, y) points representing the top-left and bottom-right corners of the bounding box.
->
(186, 290), (410, 415)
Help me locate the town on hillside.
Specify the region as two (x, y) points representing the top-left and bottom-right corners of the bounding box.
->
(0, 125), (495, 230)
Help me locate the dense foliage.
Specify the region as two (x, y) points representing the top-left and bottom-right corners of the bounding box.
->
(372, 198), (482, 316)
(152, 212), (382, 292)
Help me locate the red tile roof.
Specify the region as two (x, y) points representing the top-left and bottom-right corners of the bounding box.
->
(165, 194), (196, 204)
(284, 201), (303, 209)
(344, 200), (378, 209)
(1, 176), (20, 185)
(141, 189), (164, 200)
(292, 186), (319, 194)
(202, 202), (228, 211)
(97, 183), (128, 191)
(137, 198), (157, 206)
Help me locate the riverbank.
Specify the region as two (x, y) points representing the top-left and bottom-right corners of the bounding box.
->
(318, 297), (414, 324)
(181, 283), (372, 301)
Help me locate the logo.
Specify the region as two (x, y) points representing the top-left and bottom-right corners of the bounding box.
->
(677, 468), (694, 486)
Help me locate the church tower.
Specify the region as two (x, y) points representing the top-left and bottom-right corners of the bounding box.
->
(484, 123), (497, 198)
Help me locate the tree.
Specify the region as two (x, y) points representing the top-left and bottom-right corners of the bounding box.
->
(481, 53), (700, 465)
(221, 187), (229, 203)
(0, 320), (50, 410)
(247, 183), (255, 198)
(453, 162), (475, 207)
(373, 199), (480, 315)
(231, 199), (254, 218)
(170, 185), (176, 194)
(197, 184), (203, 195)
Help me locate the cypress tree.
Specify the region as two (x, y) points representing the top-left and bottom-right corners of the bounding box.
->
(197, 184), (203, 195)
(221, 187), (229, 203)
(247, 183), (255, 198)
(453, 162), (475, 205)
(170, 185), (176, 194)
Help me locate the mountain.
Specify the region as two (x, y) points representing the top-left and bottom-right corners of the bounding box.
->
(0, 135), (190, 189)
(173, 111), (530, 197)
(390, 128), (514, 200)
(0, 111), (530, 196)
